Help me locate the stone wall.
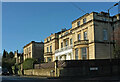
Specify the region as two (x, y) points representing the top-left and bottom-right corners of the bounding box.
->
(57, 59), (120, 77)
(24, 68), (55, 77)
(34, 62), (54, 69)
(24, 59), (120, 77)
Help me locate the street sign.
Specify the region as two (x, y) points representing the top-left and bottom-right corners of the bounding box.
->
(90, 67), (98, 71)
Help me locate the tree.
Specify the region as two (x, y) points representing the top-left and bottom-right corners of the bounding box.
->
(2, 50), (16, 74)
(2, 50), (9, 58)
(2, 57), (16, 74)
(3, 49), (6, 58)
(9, 51), (14, 58)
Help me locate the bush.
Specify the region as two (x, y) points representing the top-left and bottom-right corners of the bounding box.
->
(12, 64), (22, 75)
(23, 58), (38, 70)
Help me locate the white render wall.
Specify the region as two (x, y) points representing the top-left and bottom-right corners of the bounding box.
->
(55, 47), (73, 60)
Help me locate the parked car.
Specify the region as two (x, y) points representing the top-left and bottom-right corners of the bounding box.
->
(0, 66), (2, 75)
(2, 68), (10, 76)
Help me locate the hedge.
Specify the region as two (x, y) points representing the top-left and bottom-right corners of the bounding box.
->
(22, 58), (37, 70)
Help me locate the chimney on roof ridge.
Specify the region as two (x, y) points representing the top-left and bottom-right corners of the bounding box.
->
(17, 50), (18, 53)
(31, 41), (35, 43)
(61, 28), (67, 32)
(100, 11), (109, 16)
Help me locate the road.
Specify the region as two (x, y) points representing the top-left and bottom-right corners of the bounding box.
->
(1, 75), (120, 82)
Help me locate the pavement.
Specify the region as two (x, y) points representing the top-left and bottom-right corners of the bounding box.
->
(1, 75), (120, 82)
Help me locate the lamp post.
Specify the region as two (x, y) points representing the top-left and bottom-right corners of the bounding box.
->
(108, 3), (118, 61)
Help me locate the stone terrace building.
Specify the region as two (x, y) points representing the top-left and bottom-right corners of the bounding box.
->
(44, 11), (120, 62)
(14, 50), (23, 64)
(44, 29), (66, 62)
(23, 41), (44, 62)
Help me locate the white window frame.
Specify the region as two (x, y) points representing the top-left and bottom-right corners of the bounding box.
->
(81, 47), (87, 60)
(84, 31), (87, 40)
(75, 48), (79, 60)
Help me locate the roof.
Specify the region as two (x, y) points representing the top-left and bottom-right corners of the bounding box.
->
(23, 41), (44, 48)
(44, 29), (67, 40)
(72, 13), (89, 24)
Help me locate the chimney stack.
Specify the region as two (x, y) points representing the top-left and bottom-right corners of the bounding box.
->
(17, 50), (18, 54)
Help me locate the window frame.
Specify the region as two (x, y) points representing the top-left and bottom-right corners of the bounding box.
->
(50, 37), (52, 41)
(81, 47), (87, 60)
(47, 57), (52, 62)
(70, 38), (72, 45)
(29, 47), (31, 52)
(84, 31), (87, 40)
(77, 21), (80, 27)
(47, 38), (49, 42)
(75, 48), (79, 60)
(83, 18), (86, 24)
(27, 48), (28, 53)
(65, 40), (68, 47)
(78, 34), (81, 41)
(103, 29), (108, 40)
(47, 47), (49, 52)
(50, 46), (52, 52)
(61, 42), (63, 48)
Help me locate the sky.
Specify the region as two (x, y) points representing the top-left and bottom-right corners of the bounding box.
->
(2, 2), (118, 53)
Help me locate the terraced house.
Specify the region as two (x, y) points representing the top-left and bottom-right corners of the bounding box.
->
(44, 11), (120, 62)
(44, 30), (66, 62)
(23, 41), (44, 62)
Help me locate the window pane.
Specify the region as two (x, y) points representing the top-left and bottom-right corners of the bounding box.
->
(29, 47), (30, 51)
(83, 18), (86, 24)
(47, 47), (49, 52)
(50, 37), (52, 41)
(77, 21), (80, 26)
(103, 29), (107, 40)
(81, 47), (87, 60)
(65, 32), (68, 35)
(47, 57), (51, 62)
(78, 34), (81, 40)
(65, 40), (68, 46)
(61, 42), (63, 48)
(27, 48), (28, 53)
(70, 39), (72, 45)
(84, 31), (87, 40)
(75, 48), (78, 60)
(50, 46), (51, 52)
(47, 38), (49, 42)
(50, 46), (52, 52)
